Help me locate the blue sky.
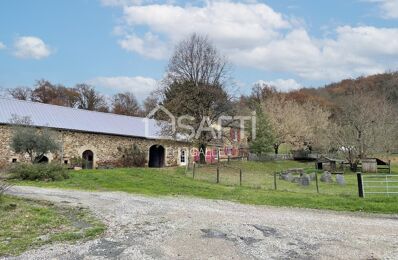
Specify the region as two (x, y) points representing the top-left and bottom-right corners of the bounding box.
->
(1, 0), (398, 101)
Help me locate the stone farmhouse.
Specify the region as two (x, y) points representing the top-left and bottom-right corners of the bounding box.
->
(0, 98), (247, 169)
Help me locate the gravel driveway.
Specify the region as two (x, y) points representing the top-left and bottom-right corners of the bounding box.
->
(4, 186), (398, 260)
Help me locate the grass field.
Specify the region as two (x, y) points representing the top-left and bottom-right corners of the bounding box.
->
(0, 195), (105, 256)
(11, 160), (398, 214)
(191, 160), (360, 196)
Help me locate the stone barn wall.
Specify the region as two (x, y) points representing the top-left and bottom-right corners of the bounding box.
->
(0, 124), (187, 168)
(0, 125), (31, 166)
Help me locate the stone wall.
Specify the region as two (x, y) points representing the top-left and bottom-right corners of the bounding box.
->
(0, 124), (188, 168)
(0, 125), (30, 166)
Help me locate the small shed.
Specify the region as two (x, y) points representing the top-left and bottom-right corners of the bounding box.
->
(361, 158), (391, 173)
(315, 157), (343, 171)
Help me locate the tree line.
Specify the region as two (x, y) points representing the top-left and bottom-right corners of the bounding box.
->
(6, 80), (159, 117)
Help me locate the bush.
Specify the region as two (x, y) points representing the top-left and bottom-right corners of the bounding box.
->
(8, 163), (69, 181)
(117, 144), (147, 167)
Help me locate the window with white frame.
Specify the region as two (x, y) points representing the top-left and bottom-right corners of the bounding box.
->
(180, 149), (186, 163)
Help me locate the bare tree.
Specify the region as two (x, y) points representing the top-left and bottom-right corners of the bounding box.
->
(30, 80), (79, 107)
(31, 79), (58, 103)
(263, 95), (331, 154)
(161, 34), (234, 163)
(165, 33), (230, 87)
(75, 84), (109, 112)
(111, 92), (141, 116)
(8, 87), (32, 100)
(331, 91), (397, 170)
(143, 90), (160, 115)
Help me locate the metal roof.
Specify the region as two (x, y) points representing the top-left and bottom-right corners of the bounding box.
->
(0, 97), (163, 139)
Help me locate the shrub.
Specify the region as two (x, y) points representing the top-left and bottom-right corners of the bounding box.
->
(8, 163), (69, 181)
(117, 144), (147, 167)
(10, 125), (60, 163)
(70, 156), (84, 168)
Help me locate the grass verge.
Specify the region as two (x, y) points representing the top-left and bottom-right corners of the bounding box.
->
(11, 164), (398, 214)
(0, 195), (105, 257)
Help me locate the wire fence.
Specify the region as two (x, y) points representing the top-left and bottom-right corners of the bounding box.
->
(185, 161), (358, 196)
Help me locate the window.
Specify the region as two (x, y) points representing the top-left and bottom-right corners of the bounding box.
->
(180, 149), (186, 163)
(231, 128), (239, 142)
(12, 158), (17, 163)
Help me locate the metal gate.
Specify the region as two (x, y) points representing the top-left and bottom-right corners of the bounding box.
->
(357, 173), (398, 197)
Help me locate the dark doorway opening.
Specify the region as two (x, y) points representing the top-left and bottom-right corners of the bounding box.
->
(149, 145), (165, 168)
(317, 162), (323, 170)
(36, 156), (49, 164)
(82, 150), (94, 169)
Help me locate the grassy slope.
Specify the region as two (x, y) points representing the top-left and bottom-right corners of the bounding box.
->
(13, 162), (398, 214)
(0, 196), (105, 256)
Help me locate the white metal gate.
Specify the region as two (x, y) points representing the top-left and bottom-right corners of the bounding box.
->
(358, 174), (398, 197)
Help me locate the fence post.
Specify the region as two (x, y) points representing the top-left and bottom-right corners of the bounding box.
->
(274, 172), (277, 190)
(193, 163), (196, 179)
(389, 160), (391, 174)
(217, 167), (220, 184)
(315, 172), (319, 194)
(239, 169), (242, 186)
(357, 172), (364, 198)
(228, 156), (230, 164)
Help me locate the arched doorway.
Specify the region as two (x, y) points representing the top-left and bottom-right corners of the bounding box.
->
(149, 145), (165, 168)
(82, 150), (94, 169)
(36, 156), (49, 164)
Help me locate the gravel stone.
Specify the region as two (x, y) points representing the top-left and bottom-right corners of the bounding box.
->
(4, 186), (398, 260)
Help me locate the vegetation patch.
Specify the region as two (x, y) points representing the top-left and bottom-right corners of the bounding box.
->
(0, 195), (105, 257)
(8, 163), (69, 181)
(12, 160), (398, 214)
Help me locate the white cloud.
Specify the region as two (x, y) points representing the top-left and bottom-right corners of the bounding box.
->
(369, 0), (398, 19)
(237, 26), (398, 80)
(107, 1), (398, 82)
(118, 1), (289, 58)
(87, 76), (158, 100)
(0, 42), (5, 49)
(257, 79), (302, 92)
(118, 32), (168, 59)
(13, 36), (52, 59)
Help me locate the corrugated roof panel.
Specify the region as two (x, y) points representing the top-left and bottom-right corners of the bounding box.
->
(0, 97), (163, 139)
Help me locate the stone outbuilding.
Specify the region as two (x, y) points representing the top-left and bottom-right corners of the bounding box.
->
(0, 98), (189, 169)
(315, 156), (344, 172)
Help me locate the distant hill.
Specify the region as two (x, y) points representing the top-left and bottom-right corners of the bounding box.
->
(285, 71), (398, 109)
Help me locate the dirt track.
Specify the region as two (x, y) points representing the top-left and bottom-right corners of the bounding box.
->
(5, 186), (398, 259)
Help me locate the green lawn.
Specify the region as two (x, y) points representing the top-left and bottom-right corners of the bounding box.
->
(0, 195), (105, 256)
(11, 161), (398, 214)
(192, 161), (359, 196)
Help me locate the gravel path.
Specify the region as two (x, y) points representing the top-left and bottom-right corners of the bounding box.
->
(4, 186), (398, 260)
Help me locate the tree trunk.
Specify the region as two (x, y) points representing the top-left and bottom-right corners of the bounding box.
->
(350, 162), (358, 172)
(274, 144), (279, 155)
(199, 143), (206, 164)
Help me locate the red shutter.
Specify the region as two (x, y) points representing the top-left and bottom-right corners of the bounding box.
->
(230, 128), (234, 140)
(237, 128), (241, 142)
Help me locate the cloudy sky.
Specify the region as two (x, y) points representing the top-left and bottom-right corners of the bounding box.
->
(0, 0), (398, 101)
